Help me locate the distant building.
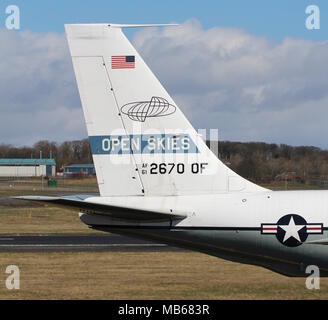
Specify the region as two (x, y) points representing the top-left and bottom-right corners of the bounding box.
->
(64, 164), (95, 177)
(0, 159), (56, 177)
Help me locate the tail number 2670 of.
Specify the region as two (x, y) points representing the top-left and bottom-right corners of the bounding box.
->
(144, 163), (209, 175)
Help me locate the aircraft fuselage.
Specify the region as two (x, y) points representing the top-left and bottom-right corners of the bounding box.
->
(80, 190), (328, 277)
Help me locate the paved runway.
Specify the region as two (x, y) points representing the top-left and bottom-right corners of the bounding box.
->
(0, 234), (179, 252)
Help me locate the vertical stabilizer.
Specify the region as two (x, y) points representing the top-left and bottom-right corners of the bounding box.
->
(65, 24), (267, 196)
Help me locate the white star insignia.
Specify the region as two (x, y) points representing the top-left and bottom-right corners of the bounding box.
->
(279, 216), (305, 243)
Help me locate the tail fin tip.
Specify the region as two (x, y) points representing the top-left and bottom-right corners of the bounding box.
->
(65, 23), (179, 29)
(108, 23), (180, 28)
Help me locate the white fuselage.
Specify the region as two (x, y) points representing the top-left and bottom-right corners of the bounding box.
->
(79, 190), (328, 277)
(83, 190), (328, 228)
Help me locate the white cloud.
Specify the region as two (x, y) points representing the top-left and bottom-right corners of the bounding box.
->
(0, 29), (86, 146)
(133, 19), (328, 148)
(1, 20), (328, 148)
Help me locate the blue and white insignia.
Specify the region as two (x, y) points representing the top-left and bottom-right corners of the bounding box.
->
(261, 214), (323, 247)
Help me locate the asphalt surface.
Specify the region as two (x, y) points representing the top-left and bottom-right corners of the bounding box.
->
(0, 234), (179, 252)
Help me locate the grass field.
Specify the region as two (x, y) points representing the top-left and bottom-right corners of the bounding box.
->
(0, 177), (327, 300)
(0, 205), (93, 234)
(0, 177), (99, 197)
(1, 251), (328, 300)
(0, 177), (98, 234)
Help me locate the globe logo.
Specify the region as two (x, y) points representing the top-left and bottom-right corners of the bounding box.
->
(121, 96), (176, 122)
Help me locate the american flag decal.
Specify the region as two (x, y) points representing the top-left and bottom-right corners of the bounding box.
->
(111, 55), (135, 69)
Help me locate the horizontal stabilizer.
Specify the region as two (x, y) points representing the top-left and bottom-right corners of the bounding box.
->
(14, 196), (187, 222)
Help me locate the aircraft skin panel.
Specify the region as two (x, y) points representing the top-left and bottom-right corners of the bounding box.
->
(71, 55), (144, 196)
(65, 190), (327, 228)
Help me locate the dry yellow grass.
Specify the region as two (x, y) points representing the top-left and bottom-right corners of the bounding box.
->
(0, 251), (327, 300)
(0, 178), (99, 234)
(0, 205), (96, 234)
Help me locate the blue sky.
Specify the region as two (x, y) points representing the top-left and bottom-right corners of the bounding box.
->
(0, 0), (327, 40)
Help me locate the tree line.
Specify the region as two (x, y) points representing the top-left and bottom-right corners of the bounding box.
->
(0, 140), (91, 171)
(207, 141), (328, 183)
(0, 139), (327, 182)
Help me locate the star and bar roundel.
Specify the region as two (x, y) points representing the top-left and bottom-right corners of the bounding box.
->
(261, 214), (323, 247)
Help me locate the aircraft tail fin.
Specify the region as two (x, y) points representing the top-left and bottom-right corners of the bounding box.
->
(65, 23), (267, 197)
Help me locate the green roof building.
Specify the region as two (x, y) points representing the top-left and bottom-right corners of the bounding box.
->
(0, 158), (56, 177)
